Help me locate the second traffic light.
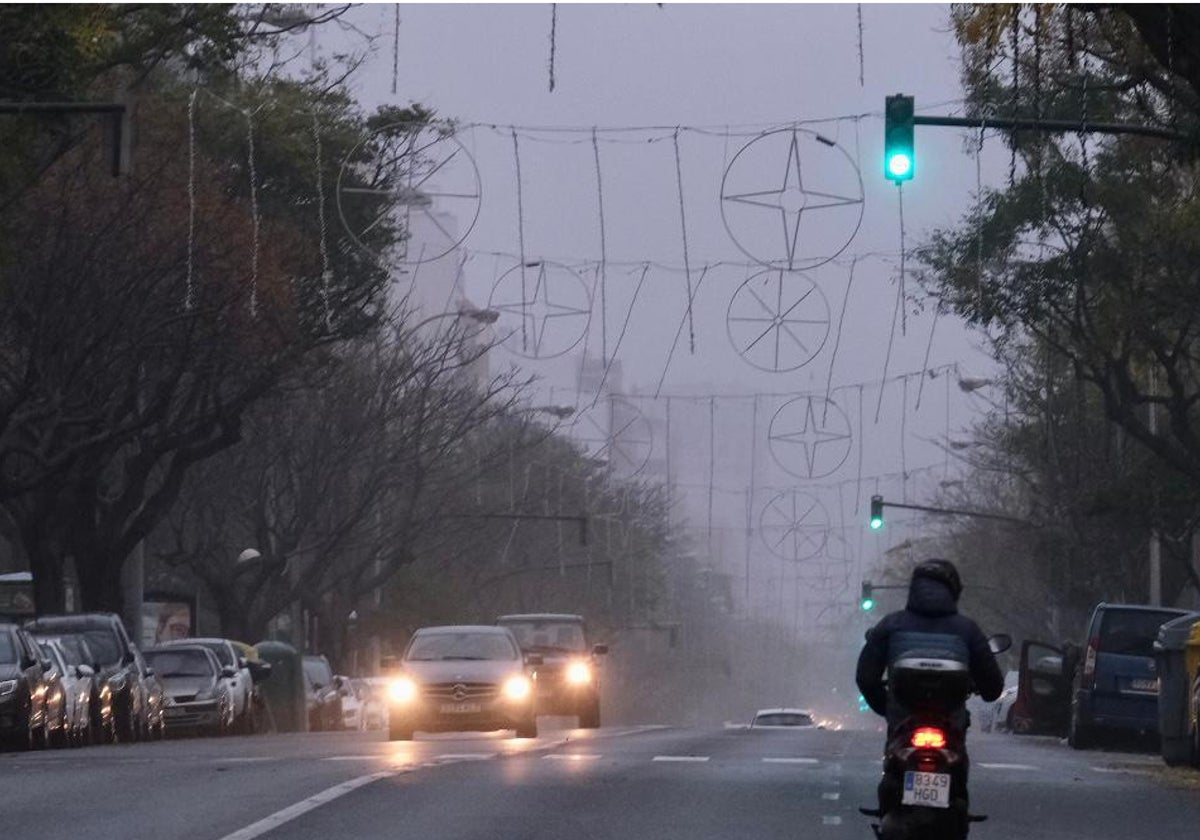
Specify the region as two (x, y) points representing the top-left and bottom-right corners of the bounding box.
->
(884, 94), (915, 182)
(870, 494), (884, 530)
(860, 581), (875, 611)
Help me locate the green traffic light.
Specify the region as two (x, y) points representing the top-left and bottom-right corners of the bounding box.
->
(883, 94), (915, 183)
(886, 152), (912, 180)
(861, 598), (875, 611)
(870, 516), (883, 530)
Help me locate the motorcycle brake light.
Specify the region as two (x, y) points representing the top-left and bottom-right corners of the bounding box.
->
(910, 727), (947, 749)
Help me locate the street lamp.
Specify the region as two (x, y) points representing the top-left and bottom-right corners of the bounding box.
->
(531, 405), (575, 420)
(411, 307), (500, 332)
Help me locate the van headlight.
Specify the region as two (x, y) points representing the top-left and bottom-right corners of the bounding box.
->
(388, 676), (418, 704)
(503, 675), (532, 701)
(565, 661), (592, 685)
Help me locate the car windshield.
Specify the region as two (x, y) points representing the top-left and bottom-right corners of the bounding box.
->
(1099, 610), (1183, 657)
(192, 641), (234, 667)
(146, 649), (214, 678)
(73, 630), (122, 667)
(0, 633), (16, 664)
(55, 636), (89, 667)
(406, 632), (518, 661)
(37, 642), (65, 672)
(754, 712), (813, 727)
(500, 621), (585, 652)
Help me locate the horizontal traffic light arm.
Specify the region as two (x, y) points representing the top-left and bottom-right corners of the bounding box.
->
(873, 497), (1029, 526)
(911, 113), (1188, 143)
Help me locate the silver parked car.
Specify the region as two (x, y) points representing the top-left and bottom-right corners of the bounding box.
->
(145, 645), (234, 736)
(36, 638), (95, 747)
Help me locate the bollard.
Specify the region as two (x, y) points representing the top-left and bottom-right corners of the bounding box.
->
(254, 641), (308, 733)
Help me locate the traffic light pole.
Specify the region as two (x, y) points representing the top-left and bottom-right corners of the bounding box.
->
(911, 112), (1188, 143)
(875, 497), (1029, 526)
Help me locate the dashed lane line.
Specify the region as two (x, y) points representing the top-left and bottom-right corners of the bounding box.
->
(543, 753), (602, 760)
(977, 762), (1039, 771)
(652, 755), (710, 762)
(822, 816), (843, 826)
(822, 792), (841, 801)
(216, 771), (399, 840)
(763, 757), (820, 765)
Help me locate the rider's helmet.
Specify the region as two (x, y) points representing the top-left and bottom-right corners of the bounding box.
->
(911, 558), (963, 601)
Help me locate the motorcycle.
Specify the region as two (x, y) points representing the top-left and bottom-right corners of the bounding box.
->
(861, 633), (1012, 840)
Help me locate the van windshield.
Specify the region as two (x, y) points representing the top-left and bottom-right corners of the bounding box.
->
(1099, 610), (1183, 657)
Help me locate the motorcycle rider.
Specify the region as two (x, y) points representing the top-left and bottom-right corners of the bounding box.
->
(855, 559), (1005, 827)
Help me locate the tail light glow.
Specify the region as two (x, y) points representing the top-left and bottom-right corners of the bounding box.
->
(910, 727), (947, 749)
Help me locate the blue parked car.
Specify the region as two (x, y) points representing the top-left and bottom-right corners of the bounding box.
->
(1068, 603), (1189, 749)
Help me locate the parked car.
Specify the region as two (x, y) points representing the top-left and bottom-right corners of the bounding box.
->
(37, 638), (94, 747)
(496, 613), (607, 728)
(145, 645), (234, 737)
(134, 645), (166, 740)
(750, 708), (817, 728)
(26, 613), (150, 743)
(160, 638), (254, 734)
(302, 655), (343, 732)
(0, 623), (58, 750)
(33, 634), (112, 744)
(385, 625), (538, 740)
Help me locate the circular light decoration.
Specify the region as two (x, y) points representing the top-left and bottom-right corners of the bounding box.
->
(726, 269), (831, 372)
(759, 490), (829, 562)
(767, 396), (853, 480)
(720, 128), (864, 271)
(571, 398), (653, 476)
(336, 121), (481, 265)
(488, 260), (592, 359)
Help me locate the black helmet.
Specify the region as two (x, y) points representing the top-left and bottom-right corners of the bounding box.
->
(912, 558), (963, 601)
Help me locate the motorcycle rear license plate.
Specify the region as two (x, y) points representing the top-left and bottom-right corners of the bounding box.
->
(439, 702), (482, 714)
(901, 771), (951, 808)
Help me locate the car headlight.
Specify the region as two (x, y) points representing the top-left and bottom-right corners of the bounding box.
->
(388, 676), (418, 704)
(0, 679), (16, 696)
(503, 675), (532, 701)
(565, 661), (592, 686)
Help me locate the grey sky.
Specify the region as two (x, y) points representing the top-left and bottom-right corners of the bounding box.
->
(308, 3), (1014, 620)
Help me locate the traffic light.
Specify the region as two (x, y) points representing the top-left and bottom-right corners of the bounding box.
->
(860, 581), (875, 611)
(870, 495), (884, 530)
(857, 693), (870, 713)
(884, 94), (915, 182)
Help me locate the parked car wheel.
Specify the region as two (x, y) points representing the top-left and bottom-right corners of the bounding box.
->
(1068, 706), (1094, 750)
(514, 716), (538, 739)
(578, 697), (600, 729)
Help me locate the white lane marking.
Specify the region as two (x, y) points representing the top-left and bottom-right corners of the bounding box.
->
(822, 792), (841, 800)
(216, 771), (396, 840)
(544, 753), (601, 760)
(1089, 765), (1152, 775)
(763, 757), (820, 765)
(653, 755), (710, 762)
(978, 762), (1038, 771)
(435, 753), (496, 761)
(822, 816), (843, 826)
(220, 757), (280, 764)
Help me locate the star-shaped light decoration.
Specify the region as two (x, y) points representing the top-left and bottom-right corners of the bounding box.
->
(720, 128), (864, 271)
(768, 396), (852, 479)
(488, 261), (592, 359)
(759, 490), (829, 561)
(726, 270), (831, 372)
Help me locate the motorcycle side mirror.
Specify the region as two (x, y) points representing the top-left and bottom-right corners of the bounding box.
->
(987, 633), (1013, 655)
